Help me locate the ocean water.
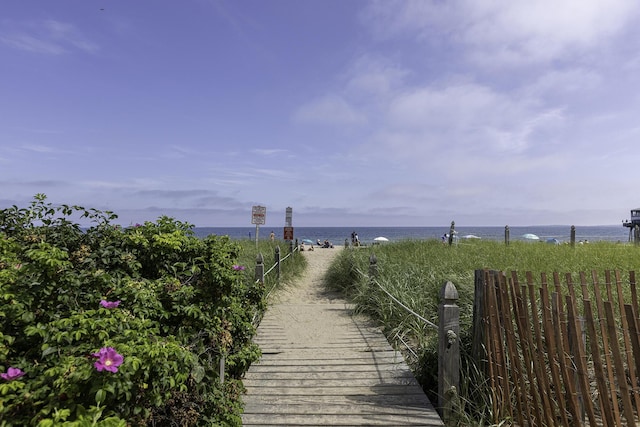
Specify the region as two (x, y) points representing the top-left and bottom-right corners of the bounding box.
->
(193, 225), (631, 244)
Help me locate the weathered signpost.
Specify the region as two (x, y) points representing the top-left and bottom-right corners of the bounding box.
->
(251, 205), (266, 248)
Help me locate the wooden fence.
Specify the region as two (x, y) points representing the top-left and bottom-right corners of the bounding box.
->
(473, 269), (640, 427)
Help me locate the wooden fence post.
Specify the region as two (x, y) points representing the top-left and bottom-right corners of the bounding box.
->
(571, 225), (576, 247)
(289, 240), (294, 254)
(254, 253), (264, 284)
(448, 221), (455, 246)
(369, 253), (378, 290)
(369, 253), (378, 278)
(274, 246), (281, 280)
(439, 281), (460, 425)
(505, 225), (510, 246)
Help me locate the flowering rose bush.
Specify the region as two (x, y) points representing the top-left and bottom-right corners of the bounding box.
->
(0, 195), (265, 426)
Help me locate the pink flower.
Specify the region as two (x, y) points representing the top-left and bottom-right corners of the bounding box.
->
(99, 300), (121, 309)
(232, 265), (245, 271)
(92, 347), (124, 373)
(1, 367), (25, 381)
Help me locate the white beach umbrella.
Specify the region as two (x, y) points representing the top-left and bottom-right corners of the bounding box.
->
(522, 233), (540, 240)
(373, 236), (389, 242)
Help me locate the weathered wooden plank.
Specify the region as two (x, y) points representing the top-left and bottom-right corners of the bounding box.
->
(243, 377), (419, 387)
(241, 413), (443, 426)
(253, 354), (404, 364)
(244, 384), (426, 396)
(244, 370), (415, 381)
(257, 343), (394, 349)
(243, 402), (430, 415)
(244, 364), (410, 373)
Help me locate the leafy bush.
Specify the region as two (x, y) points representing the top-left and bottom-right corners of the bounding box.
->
(0, 195), (263, 426)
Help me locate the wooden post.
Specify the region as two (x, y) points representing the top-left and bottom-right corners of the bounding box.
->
(289, 240), (294, 254)
(438, 281), (460, 425)
(254, 253), (264, 284)
(448, 221), (455, 246)
(504, 225), (510, 246)
(369, 253), (378, 281)
(274, 246), (281, 280)
(635, 225), (640, 245)
(570, 225), (576, 247)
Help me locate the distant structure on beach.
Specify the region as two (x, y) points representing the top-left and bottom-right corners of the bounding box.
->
(622, 208), (640, 242)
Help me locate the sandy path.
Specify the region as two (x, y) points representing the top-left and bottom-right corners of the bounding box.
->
(262, 245), (353, 345)
(269, 246), (345, 305)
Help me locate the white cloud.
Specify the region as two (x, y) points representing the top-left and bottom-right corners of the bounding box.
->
(293, 94), (367, 125)
(251, 148), (289, 156)
(0, 33), (65, 54)
(384, 82), (562, 156)
(363, 0), (640, 66)
(1, 19), (98, 55)
(343, 55), (409, 99)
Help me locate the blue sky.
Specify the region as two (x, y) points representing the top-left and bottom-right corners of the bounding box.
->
(2, 0), (640, 228)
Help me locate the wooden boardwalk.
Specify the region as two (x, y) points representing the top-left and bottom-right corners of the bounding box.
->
(241, 301), (444, 426)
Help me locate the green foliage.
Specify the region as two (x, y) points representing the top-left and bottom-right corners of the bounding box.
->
(0, 195), (265, 426)
(327, 238), (640, 425)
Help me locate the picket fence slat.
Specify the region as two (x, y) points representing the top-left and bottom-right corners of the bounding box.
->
(592, 271), (622, 426)
(525, 271), (556, 426)
(584, 300), (616, 427)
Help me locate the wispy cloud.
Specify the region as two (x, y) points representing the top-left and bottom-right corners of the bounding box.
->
(1, 19), (98, 55)
(293, 94), (367, 125)
(251, 148), (289, 156)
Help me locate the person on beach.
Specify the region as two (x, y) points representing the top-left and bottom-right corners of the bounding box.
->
(270, 231), (275, 241)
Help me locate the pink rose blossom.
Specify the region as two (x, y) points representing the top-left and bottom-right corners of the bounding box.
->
(92, 347), (124, 373)
(99, 300), (121, 309)
(1, 367), (25, 381)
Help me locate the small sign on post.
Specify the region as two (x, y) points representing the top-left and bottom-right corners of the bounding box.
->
(284, 226), (294, 241)
(251, 205), (266, 248)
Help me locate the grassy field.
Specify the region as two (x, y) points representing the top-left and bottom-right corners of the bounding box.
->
(325, 239), (640, 424)
(327, 239), (640, 333)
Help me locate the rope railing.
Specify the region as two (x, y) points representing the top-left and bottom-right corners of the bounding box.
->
(251, 244), (301, 324)
(370, 275), (438, 330)
(261, 249), (296, 281)
(355, 265), (438, 330)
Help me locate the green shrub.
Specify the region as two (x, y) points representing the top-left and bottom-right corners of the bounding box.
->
(0, 195), (263, 426)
